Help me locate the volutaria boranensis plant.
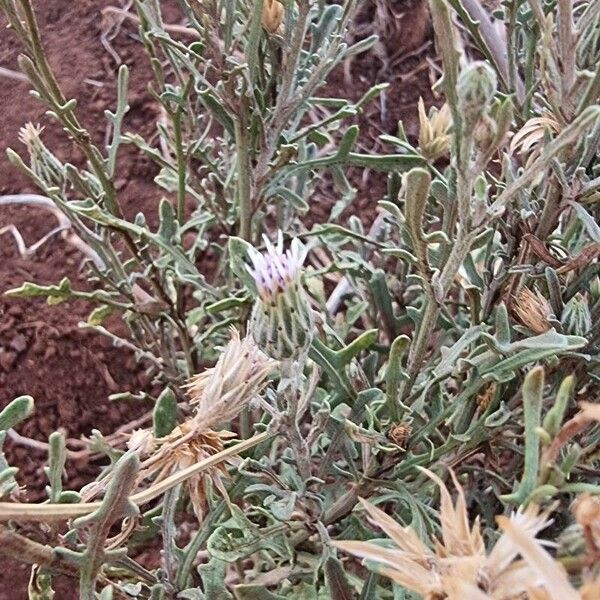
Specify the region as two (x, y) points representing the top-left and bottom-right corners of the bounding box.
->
(0, 0), (600, 598)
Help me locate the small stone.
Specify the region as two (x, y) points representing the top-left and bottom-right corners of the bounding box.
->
(10, 334), (28, 353)
(0, 349), (17, 372)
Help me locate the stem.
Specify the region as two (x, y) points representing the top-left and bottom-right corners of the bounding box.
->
(235, 107), (252, 242)
(399, 299), (440, 399)
(0, 527), (79, 578)
(557, 0), (576, 115)
(173, 109), (186, 225)
(282, 358), (312, 483)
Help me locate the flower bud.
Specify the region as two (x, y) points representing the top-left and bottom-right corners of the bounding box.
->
(561, 293), (591, 336)
(457, 61), (497, 125)
(247, 233), (315, 360)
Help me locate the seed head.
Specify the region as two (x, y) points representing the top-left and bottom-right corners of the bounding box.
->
(387, 423), (412, 448)
(18, 123), (65, 188)
(126, 429), (155, 456)
(333, 468), (552, 599)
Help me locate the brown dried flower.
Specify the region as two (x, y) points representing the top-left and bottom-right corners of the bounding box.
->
(261, 0), (284, 34)
(387, 423), (412, 448)
(476, 383), (497, 411)
(88, 329), (277, 523)
(132, 424), (236, 523)
(573, 494), (600, 560)
(334, 468), (551, 600)
(513, 287), (553, 333)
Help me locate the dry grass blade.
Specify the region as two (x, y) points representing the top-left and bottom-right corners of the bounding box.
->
(0, 431), (271, 522)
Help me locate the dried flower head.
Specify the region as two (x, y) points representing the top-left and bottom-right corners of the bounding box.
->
(185, 327), (277, 430)
(476, 382), (497, 411)
(497, 514), (600, 600)
(133, 423), (236, 523)
(247, 232), (315, 360)
(418, 98), (452, 161)
(387, 422), (412, 448)
(87, 329), (276, 523)
(334, 468), (551, 600)
(17, 122), (44, 147)
(513, 287), (553, 333)
(261, 0), (284, 33)
(573, 494), (600, 559)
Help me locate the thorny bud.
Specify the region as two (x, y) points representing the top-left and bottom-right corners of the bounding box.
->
(247, 232), (315, 360)
(513, 287), (553, 334)
(261, 0), (284, 34)
(18, 123), (65, 189)
(457, 61), (497, 126)
(561, 292), (591, 336)
(557, 523), (586, 557)
(127, 429), (155, 456)
(417, 98), (451, 161)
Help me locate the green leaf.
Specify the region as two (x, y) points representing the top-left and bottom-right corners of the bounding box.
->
(153, 388), (178, 438)
(569, 201), (600, 242)
(245, 0), (265, 86)
(158, 198), (177, 242)
(234, 586), (287, 600)
(501, 367), (544, 505)
(44, 431), (66, 502)
(0, 395), (34, 431)
(273, 187), (309, 213)
(336, 126), (360, 159)
(87, 304), (114, 326)
(228, 236), (259, 293)
(6, 277), (72, 304)
(324, 556), (355, 600)
(542, 375), (574, 437)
